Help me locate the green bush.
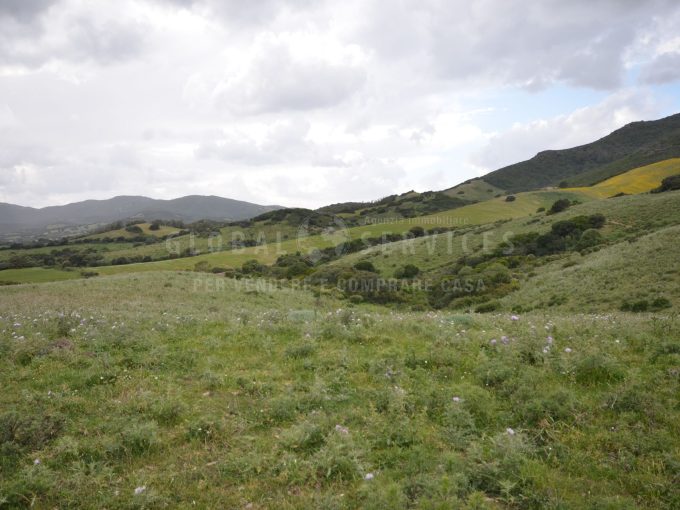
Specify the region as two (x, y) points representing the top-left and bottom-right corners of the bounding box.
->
(651, 174), (680, 193)
(475, 301), (499, 313)
(354, 260), (377, 272)
(242, 259), (267, 275)
(395, 264), (420, 279)
(547, 198), (571, 215)
(577, 228), (603, 250)
(125, 225), (144, 234)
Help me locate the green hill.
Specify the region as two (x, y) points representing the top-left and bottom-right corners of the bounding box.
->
(482, 112), (680, 192)
(565, 158), (680, 198)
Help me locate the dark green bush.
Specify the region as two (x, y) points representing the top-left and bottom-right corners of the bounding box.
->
(547, 198), (571, 215)
(651, 174), (680, 193)
(125, 225), (144, 234)
(395, 264), (420, 279)
(354, 260), (377, 272)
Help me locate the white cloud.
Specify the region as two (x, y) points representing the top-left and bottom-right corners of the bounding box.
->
(1, 0), (679, 209)
(471, 90), (660, 172)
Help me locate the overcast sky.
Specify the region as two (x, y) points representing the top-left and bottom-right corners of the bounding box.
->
(1, 0), (680, 208)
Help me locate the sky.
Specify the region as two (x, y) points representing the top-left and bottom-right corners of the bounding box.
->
(1, 0), (680, 209)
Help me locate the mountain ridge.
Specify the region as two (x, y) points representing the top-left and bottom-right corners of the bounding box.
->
(480, 112), (680, 192)
(0, 195), (282, 239)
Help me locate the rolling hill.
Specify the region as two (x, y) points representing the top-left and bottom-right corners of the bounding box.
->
(564, 158), (680, 198)
(0, 195), (282, 240)
(480, 112), (680, 192)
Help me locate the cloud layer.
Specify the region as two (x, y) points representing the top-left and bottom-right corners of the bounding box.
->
(1, 0), (679, 208)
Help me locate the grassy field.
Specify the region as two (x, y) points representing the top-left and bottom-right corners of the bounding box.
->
(0, 268), (82, 285)
(82, 223), (181, 240)
(333, 190), (680, 276)
(0, 242), (135, 264)
(566, 158), (680, 198)
(0, 186), (669, 285)
(442, 179), (505, 201)
(0, 272), (678, 508)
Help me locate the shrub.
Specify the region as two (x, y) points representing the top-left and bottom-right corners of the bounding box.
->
(194, 261), (211, 272)
(475, 301), (499, 313)
(547, 198), (571, 215)
(651, 297), (672, 310)
(409, 226), (426, 238)
(621, 300), (649, 312)
(395, 264), (420, 279)
(651, 174), (680, 193)
(241, 259), (266, 275)
(354, 260), (377, 272)
(125, 225), (144, 234)
(286, 261), (311, 278)
(505, 195), (516, 202)
(577, 228), (603, 250)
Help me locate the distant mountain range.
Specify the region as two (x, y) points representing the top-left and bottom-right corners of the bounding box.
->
(0, 195), (281, 240)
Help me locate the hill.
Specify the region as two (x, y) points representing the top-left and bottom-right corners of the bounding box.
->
(0, 195), (282, 241)
(565, 158), (680, 198)
(481, 112), (680, 192)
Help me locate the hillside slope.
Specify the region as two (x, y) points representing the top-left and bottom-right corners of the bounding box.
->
(565, 158), (680, 198)
(481, 112), (680, 192)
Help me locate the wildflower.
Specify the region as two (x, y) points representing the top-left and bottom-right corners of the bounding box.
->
(489, 339), (497, 346)
(542, 347), (549, 354)
(33, 458), (41, 465)
(506, 427), (515, 436)
(364, 473), (374, 480)
(134, 486), (146, 495)
(546, 336), (554, 344)
(452, 396), (461, 403)
(335, 424), (349, 435)
(511, 315), (519, 321)
(564, 347), (572, 353)
(501, 335), (510, 345)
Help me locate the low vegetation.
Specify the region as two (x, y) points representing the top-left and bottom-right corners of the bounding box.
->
(0, 273), (678, 508)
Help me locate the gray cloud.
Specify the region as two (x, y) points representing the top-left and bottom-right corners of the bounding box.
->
(355, 0), (679, 90)
(640, 52), (680, 84)
(0, 0), (58, 23)
(0, 1), (147, 68)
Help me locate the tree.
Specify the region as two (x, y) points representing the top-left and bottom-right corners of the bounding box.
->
(547, 198), (571, 215)
(651, 174), (680, 193)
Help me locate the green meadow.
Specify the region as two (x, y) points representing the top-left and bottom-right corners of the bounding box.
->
(1, 273), (678, 508)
